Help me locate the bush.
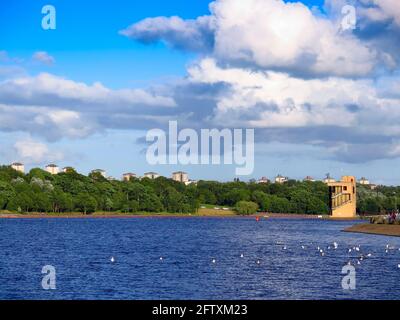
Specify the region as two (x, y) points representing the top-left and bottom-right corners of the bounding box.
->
(235, 201), (258, 215)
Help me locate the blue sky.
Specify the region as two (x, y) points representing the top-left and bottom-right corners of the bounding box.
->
(1, 0), (400, 184)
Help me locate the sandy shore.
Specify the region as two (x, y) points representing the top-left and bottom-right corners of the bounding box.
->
(344, 223), (400, 237)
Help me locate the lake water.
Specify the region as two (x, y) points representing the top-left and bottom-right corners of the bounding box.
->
(0, 217), (399, 300)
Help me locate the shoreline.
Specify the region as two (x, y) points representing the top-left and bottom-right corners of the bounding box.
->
(344, 223), (400, 237)
(0, 212), (353, 220)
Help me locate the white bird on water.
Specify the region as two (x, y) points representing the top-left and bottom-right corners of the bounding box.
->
(301, 245), (305, 250)
(240, 253), (244, 258)
(333, 242), (338, 249)
(160, 257), (163, 261)
(110, 256), (115, 263)
(212, 259), (216, 264)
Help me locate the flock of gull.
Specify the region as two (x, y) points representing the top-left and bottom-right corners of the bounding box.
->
(108, 241), (400, 268)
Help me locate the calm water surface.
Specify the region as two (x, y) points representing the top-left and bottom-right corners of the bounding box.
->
(0, 217), (399, 300)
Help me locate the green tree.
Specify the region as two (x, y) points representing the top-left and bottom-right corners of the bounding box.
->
(74, 193), (97, 214)
(235, 201), (259, 215)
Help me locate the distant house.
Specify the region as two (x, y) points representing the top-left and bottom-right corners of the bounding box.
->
(275, 174), (288, 184)
(45, 164), (59, 175)
(143, 172), (160, 179)
(359, 177), (370, 185)
(122, 173), (136, 181)
(185, 180), (197, 186)
(91, 169), (106, 177)
(303, 176), (316, 182)
(323, 174), (336, 184)
(257, 176), (270, 184)
(63, 167), (75, 173)
(172, 171), (189, 183)
(11, 162), (24, 173)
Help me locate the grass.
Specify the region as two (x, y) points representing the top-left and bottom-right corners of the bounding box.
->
(0, 208), (237, 217)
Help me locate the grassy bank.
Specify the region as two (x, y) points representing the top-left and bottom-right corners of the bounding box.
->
(0, 207), (237, 218)
(0, 209), (339, 219)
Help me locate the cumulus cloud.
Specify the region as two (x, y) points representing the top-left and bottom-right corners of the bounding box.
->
(324, 0), (400, 67)
(121, 0), (386, 77)
(120, 16), (215, 52)
(167, 57), (400, 162)
(116, 0), (400, 164)
(0, 73), (176, 140)
(357, 0), (400, 26)
(0, 73), (175, 109)
(14, 139), (64, 164)
(32, 51), (55, 65)
(2, 1), (400, 166)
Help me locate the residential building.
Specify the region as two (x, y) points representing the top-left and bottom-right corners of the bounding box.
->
(359, 177), (370, 185)
(45, 164), (59, 175)
(185, 180), (198, 186)
(303, 176), (315, 182)
(172, 171), (189, 183)
(275, 174), (288, 184)
(122, 173), (136, 181)
(91, 169), (106, 177)
(143, 172), (160, 179)
(63, 167), (75, 173)
(327, 176), (357, 218)
(11, 162), (24, 173)
(257, 177), (270, 184)
(323, 174), (336, 184)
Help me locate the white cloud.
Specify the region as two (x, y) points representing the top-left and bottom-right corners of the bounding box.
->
(14, 139), (64, 164)
(0, 72), (176, 109)
(211, 0), (377, 77)
(0, 104), (96, 140)
(122, 0), (382, 77)
(187, 58), (384, 128)
(358, 0), (400, 26)
(0, 72), (177, 140)
(32, 51), (55, 66)
(120, 16), (215, 52)
(179, 57), (400, 162)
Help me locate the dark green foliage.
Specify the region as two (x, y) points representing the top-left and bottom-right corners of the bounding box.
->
(0, 164), (394, 215)
(235, 201), (258, 215)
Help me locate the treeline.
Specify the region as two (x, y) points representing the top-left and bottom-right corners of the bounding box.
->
(0, 166), (199, 214)
(0, 165), (397, 215)
(357, 185), (400, 215)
